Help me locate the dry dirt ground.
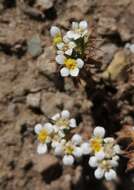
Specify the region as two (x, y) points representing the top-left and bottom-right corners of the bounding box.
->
(0, 0), (134, 190)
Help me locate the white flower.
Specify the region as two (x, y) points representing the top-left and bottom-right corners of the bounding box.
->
(62, 136), (83, 165)
(88, 156), (98, 168)
(88, 126), (121, 180)
(66, 20), (88, 40)
(51, 110), (77, 130)
(93, 126), (105, 138)
(35, 123), (54, 143)
(71, 134), (82, 145)
(57, 41), (76, 56)
(94, 167), (104, 179)
(81, 142), (91, 155)
(55, 54), (84, 77)
(104, 169), (117, 180)
(63, 155), (74, 165)
(50, 26), (60, 37)
(34, 123), (54, 154)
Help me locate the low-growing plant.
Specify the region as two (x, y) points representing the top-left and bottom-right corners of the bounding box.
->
(34, 20), (125, 181)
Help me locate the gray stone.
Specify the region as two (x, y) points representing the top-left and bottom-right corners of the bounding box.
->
(27, 35), (42, 57)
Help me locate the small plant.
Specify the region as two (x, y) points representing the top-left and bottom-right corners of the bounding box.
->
(50, 21), (89, 77)
(34, 110), (121, 181)
(33, 20), (124, 182)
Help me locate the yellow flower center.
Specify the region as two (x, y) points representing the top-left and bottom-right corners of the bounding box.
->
(53, 33), (62, 45)
(38, 129), (48, 143)
(64, 58), (76, 70)
(55, 119), (69, 128)
(65, 145), (74, 155)
(90, 137), (102, 153)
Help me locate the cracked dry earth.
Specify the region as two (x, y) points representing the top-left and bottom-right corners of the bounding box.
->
(0, 0), (134, 190)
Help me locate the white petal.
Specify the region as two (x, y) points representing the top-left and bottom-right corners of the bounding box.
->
(94, 168), (104, 179)
(69, 118), (77, 128)
(56, 54), (65, 65)
(63, 155), (74, 165)
(57, 43), (64, 50)
(95, 151), (105, 161)
(50, 26), (60, 37)
(34, 124), (42, 134)
(79, 20), (88, 30)
(70, 68), (79, 77)
(60, 67), (69, 77)
(93, 126), (105, 138)
(66, 31), (75, 39)
(63, 35), (70, 43)
(113, 145), (121, 154)
(73, 147), (82, 158)
(37, 143), (47, 154)
(43, 123), (53, 134)
(52, 113), (60, 121)
(61, 110), (70, 119)
(54, 144), (64, 156)
(72, 22), (79, 30)
(81, 142), (91, 155)
(110, 160), (118, 167)
(105, 169), (117, 181)
(65, 48), (73, 56)
(71, 134), (82, 145)
(76, 58), (84, 68)
(88, 156), (98, 168)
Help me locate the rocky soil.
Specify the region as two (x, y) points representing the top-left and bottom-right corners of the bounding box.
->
(0, 0), (134, 190)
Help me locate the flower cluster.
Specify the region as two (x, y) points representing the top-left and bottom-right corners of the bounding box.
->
(34, 111), (121, 181)
(88, 127), (121, 180)
(50, 21), (89, 77)
(34, 110), (77, 155)
(52, 133), (83, 165)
